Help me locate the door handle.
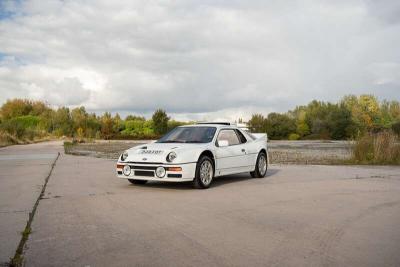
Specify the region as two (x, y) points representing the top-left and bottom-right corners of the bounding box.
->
(241, 149), (246, 153)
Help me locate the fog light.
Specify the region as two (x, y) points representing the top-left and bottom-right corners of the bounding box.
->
(123, 165), (131, 176)
(155, 167), (166, 178)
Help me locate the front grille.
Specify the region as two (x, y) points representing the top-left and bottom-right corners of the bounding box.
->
(134, 170), (154, 177)
(130, 165), (157, 170)
(167, 174), (182, 178)
(127, 161), (163, 165)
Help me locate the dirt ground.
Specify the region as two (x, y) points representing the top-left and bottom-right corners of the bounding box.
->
(65, 140), (353, 164)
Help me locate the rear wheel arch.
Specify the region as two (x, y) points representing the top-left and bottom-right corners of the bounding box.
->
(259, 148), (268, 164)
(250, 150), (268, 178)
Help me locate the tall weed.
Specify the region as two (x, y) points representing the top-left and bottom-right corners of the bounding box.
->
(352, 131), (400, 164)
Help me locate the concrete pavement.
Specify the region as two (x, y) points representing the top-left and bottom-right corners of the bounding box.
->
(0, 141), (62, 266)
(1, 141), (400, 266)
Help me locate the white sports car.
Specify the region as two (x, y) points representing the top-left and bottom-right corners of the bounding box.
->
(116, 122), (268, 189)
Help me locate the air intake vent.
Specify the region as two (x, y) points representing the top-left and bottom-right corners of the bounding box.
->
(196, 122), (231, 125)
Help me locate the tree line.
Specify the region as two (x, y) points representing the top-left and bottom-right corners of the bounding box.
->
(0, 99), (182, 141)
(0, 95), (399, 143)
(247, 95), (400, 140)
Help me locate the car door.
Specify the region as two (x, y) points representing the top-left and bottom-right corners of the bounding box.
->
(215, 129), (248, 176)
(234, 129), (255, 169)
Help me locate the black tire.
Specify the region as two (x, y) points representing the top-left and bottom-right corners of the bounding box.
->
(128, 179), (148, 185)
(250, 151), (268, 178)
(193, 156), (214, 189)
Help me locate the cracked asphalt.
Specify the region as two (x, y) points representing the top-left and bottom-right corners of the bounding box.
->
(0, 141), (62, 265)
(1, 141), (400, 266)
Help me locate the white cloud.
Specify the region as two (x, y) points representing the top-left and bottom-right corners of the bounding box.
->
(0, 0), (399, 120)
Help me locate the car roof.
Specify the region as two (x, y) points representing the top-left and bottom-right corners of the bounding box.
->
(180, 124), (237, 129)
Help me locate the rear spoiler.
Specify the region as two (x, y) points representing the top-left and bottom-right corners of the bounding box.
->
(252, 133), (267, 139)
(248, 133), (268, 143)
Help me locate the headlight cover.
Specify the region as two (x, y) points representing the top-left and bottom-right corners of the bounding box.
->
(123, 165), (131, 176)
(121, 151), (129, 161)
(155, 167), (166, 178)
(166, 151), (177, 162)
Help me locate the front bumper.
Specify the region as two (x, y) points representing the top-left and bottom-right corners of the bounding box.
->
(116, 162), (196, 182)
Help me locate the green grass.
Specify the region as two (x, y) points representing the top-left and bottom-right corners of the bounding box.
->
(9, 226), (32, 267)
(63, 140), (76, 154)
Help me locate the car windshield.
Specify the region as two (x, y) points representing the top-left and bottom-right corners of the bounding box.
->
(157, 127), (216, 143)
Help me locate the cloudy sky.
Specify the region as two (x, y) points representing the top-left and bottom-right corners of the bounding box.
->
(0, 0), (399, 121)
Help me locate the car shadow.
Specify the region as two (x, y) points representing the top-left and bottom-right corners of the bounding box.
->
(130, 168), (280, 190)
(211, 168), (280, 188)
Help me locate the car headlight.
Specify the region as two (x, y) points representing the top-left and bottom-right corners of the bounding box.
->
(121, 151), (129, 161)
(166, 151), (177, 162)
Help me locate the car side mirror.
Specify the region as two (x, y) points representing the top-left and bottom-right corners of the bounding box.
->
(218, 140), (229, 147)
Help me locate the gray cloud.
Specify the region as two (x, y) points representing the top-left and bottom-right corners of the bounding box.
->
(0, 0), (399, 120)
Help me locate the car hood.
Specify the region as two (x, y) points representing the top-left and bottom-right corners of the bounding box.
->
(121, 142), (209, 163)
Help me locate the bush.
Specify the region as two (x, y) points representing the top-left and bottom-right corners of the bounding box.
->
(0, 131), (20, 146)
(288, 133), (300, 140)
(351, 131), (400, 164)
(0, 115), (40, 139)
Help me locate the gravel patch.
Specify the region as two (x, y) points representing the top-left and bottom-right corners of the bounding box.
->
(65, 140), (352, 165)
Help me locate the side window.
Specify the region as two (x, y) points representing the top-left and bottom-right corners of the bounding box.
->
(235, 130), (247, 144)
(217, 129), (240, 146)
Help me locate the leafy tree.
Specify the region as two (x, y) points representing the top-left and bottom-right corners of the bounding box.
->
(53, 107), (73, 136)
(326, 104), (354, 139)
(295, 110), (310, 137)
(86, 113), (101, 138)
(125, 115), (145, 121)
(152, 109), (169, 135)
(31, 101), (51, 116)
(71, 107), (88, 136)
(100, 112), (115, 140)
(265, 113), (296, 139)
(0, 99), (33, 119)
(113, 113), (124, 133)
(248, 114), (266, 133)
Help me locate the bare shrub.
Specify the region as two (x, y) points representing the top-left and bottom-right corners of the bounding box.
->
(0, 131), (20, 147)
(352, 131), (400, 164)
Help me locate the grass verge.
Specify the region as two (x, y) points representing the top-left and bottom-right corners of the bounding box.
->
(0, 131), (54, 148)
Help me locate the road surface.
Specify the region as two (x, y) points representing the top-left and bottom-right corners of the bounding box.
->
(0, 141), (61, 266)
(1, 141), (400, 266)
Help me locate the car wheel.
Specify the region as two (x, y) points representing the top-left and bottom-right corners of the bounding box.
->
(193, 156), (214, 189)
(128, 179), (148, 185)
(250, 151), (267, 178)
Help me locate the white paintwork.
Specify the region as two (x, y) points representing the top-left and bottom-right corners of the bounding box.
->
(116, 124), (268, 184)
